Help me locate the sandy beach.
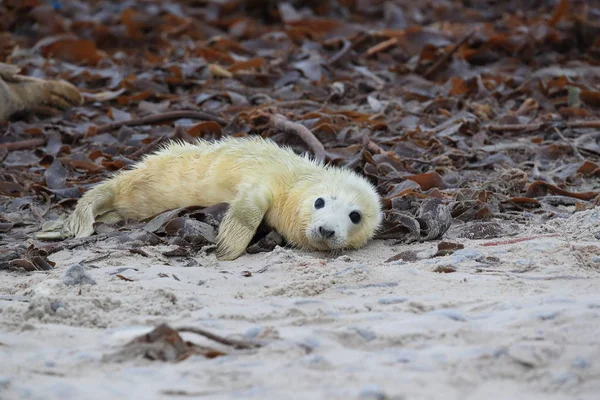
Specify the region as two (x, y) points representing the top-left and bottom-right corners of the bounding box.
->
(2, 208), (599, 400)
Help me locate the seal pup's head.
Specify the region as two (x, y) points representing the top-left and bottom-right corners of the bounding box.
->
(297, 170), (382, 252)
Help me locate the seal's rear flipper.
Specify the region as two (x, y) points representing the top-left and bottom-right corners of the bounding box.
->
(61, 183), (117, 238)
(35, 181), (119, 241)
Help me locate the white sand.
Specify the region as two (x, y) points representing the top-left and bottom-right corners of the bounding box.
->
(1, 209), (600, 400)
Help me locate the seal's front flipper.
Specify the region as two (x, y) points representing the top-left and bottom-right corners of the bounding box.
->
(0, 62), (82, 121)
(215, 184), (273, 261)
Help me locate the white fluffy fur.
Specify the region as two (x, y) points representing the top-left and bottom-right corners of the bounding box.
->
(60, 136), (383, 260)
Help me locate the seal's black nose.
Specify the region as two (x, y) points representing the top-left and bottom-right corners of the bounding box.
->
(319, 226), (335, 238)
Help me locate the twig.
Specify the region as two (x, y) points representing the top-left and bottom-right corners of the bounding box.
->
(250, 110), (326, 161)
(353, 65), (385, 89)
(115, 274), (134, 282)
(476, 270), (586, 280)
(269, 100), (324, 109)
(525, 180), (599, 201)
(36, 234), (108, 255)
(177, 326), (261, 350)
(327, 38), (352, 66)
(486, 123), (543, 132)
(128, 135), (166, 160)
(567, 120), (600, 129)
(0, 138), (46, 151)
(424, 29), (475, 79)
(554, 127), (585, 161)
(487, 120), (600, 133)
(96, 111), (228, 134)
(366, 37), (399, 57)
(364, 138), (407, 166)
(549, 0), (570, 27)
(481, 234), (560, 246)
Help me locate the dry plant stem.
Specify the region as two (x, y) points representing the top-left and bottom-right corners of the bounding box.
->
(128, 135), (166, 160)
(327, 38), (352, 65)
(488, 120), (600, 133)
(487, 123), (543, 132)
(424, 29), (475, 79)
(269, 113), (326, 161)
(567, 120), (600, 129)
(554, 127), (585, 161)
(271, 100), (324, 109)
(481, 234), (560, 246)
(96, 111), (228, 134)
(37, 234), (108, 255)
(366, 37), (399, 56)
(0, 138), (46, 150)
(365, 139), (406, 166)
(177, 326), (261, 350)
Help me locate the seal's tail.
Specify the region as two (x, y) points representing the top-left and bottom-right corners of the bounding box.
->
(61, 180), (117, 238)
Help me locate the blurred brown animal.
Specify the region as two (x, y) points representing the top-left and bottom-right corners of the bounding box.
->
(0, 62), (82, 121)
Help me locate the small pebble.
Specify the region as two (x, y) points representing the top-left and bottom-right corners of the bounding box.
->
(50, 300), (65, 313)
(20, 323), (35, 331)
(572, 356), (590, 370)
(393, 349), (416, 364)
(355, 328), (376, 342)
(302, 354), (333, 369)
(63, 263), (96, 286)
(359, 384), (387, 400)
(0, 377), (11, 389)
(451, 249), (483, 261)
(535, 311), (558, 321)
(244, 326), (263, 340)
(297, 337), (320, 351)
(551, 371), (578, 386)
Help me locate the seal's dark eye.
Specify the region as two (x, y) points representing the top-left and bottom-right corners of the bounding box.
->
(349, 211), (361, 224)
(314, 198), (325, 209)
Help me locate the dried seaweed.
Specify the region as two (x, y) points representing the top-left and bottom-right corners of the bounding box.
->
(1, 0), (600, 264)
(103, 324), (227, 363)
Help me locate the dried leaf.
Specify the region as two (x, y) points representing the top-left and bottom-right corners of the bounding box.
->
(417, 198), (452, 241)
(525, 181), (599, 201)
(103, 323), (226, 363)
(580, 90), (600, 108)
(37, 36), (104, 65)
(577, 160), (600, 176)
(228, 58), (264, 73)
(188, 121), (222, 138)
(405, 172), (445, 190)
(44, 158), (68, 190)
